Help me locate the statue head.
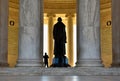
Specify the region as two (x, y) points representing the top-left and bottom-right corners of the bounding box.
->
(57, 17), (62, 22)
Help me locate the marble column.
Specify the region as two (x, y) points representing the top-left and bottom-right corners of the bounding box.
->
(47, 13), (55, 65)
(16, 0), (43, 67)
(112, 0), (120, 67)
(0, 0), (9, 66)
(66, 13), (74, 66)
(76, 0), (103, 67)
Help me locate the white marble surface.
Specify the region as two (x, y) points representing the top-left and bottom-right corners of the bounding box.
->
(77, 0), (102, 66)
(112, 0), (120, 66)
(0, 0), (9, 66)
(17, 0), (43, 67)
(0, 75), (120, 81)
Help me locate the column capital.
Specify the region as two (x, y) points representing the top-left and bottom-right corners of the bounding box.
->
(47, 13), (56, 17)
(65, 13), (75, 17)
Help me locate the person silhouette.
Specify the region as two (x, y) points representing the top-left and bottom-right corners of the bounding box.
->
(43, 52), (49, 67)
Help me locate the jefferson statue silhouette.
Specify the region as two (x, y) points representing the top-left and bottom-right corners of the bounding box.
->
(53, 17), (67, 57)
(51, 17), (70, 67)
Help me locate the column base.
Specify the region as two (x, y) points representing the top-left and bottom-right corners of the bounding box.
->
(16, 59), (44, 67)
(0, 62), (9, 67)
(76, 59), (103, 67)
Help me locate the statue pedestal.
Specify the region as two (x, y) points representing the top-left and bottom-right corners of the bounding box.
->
(50, 56), (70, 67)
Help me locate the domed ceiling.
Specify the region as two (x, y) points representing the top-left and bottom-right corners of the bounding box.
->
(9, 0), (111, 10)
(9, 0), (111, 4)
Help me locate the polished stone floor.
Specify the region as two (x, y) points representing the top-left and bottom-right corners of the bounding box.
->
(0, 75), (120, 81)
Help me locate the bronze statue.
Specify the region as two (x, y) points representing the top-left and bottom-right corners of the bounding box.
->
(51, 17), (70, 67)
(53, 17), (67, 57)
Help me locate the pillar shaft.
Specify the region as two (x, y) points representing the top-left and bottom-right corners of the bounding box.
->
(76, 0), (102, 66)
(0, 0), (9, 66)
(16, 0), (43, 67)
(66, 13), (74, 66)
(112, 0), (120, 67)
(47, 13), (55, 65)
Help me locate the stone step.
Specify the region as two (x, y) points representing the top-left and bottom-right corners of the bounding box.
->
(0, 67), (120, 76)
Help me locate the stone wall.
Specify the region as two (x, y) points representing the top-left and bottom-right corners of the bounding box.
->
(100, 1), (112, 67)
(8, 1), (18, 67)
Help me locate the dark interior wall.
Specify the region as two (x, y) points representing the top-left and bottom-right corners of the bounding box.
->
(112, 0), (120, 66)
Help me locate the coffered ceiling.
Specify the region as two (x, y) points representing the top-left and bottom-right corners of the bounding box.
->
(101, 0), (111, 4)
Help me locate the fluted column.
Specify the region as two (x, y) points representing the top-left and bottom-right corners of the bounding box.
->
(66, 13), (74, 66)
(47, 13), (55, 66)
(112, 0), (120, 67)
(16, 0), (43, 67)
(0, 0), (9, 67)
(76, 0), (103, 67)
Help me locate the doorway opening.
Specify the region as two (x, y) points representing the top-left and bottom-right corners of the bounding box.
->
(43, 13), (77, 67)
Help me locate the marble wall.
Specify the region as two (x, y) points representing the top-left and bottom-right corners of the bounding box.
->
(8, 1), (19, 67)
(100, 0), (112, 67)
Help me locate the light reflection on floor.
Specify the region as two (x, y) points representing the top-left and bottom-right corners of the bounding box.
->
(0, 76), (120, 81)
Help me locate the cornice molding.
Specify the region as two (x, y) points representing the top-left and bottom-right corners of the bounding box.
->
(100, 2), (111, 10)
(44, 9), (76, 14)
(9, 0), (111, 14)
(9, 1), (19, 9)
